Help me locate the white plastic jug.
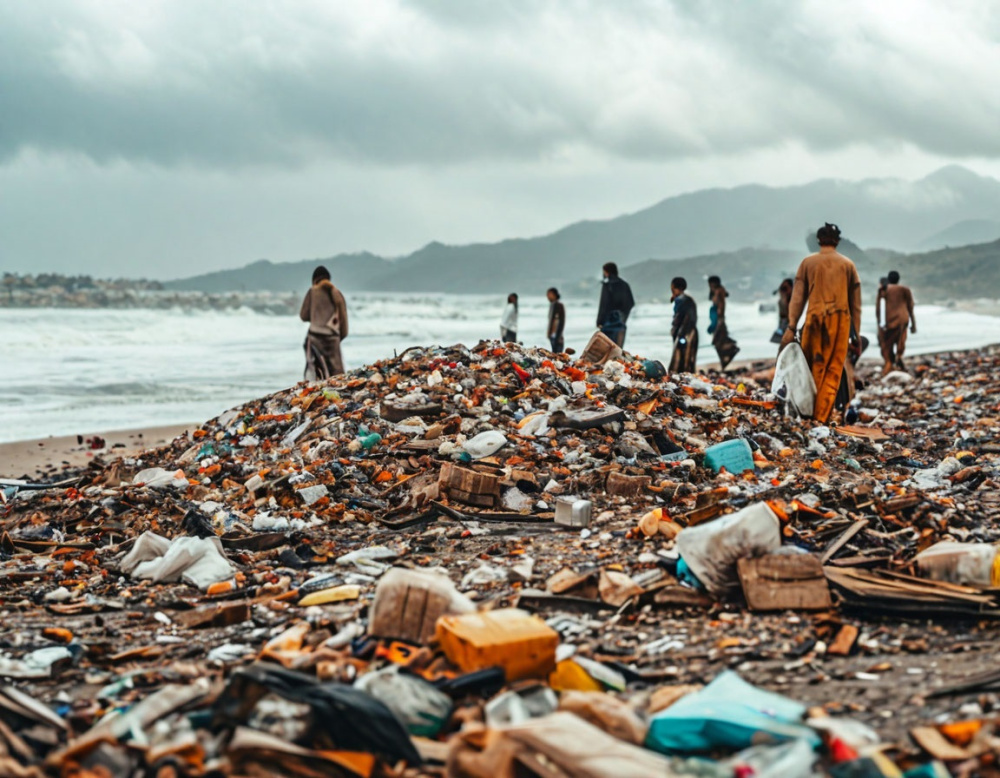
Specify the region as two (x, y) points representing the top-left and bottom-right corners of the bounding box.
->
(914, 542), (1000, 587)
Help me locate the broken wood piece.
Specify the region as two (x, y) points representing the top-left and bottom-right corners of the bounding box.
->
(598, 569), (644, 607)
(821, 519), (868, 563)
(172, 600), (252, 629)
(835, 425), (890, 442)
(438, 462), (500, 508)
(605, 472), (651, 498)
(879, 493), (923, 513)
(826, 624), (860, 656)
(379, 398), (444, 422)
(738, 553), (832, 611)
(910, 726), (971, 761)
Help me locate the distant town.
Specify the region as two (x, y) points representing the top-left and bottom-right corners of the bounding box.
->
(1, 272), (298, 314)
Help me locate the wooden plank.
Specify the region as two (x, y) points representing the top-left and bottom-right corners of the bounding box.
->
(835, 425), (890, 442)
(821, 519), (868, 563)
(910, 727), (970, 761)
(738, 554), (832, 611)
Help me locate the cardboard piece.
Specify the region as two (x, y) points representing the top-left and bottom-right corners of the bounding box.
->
(738, 553), (832, 611)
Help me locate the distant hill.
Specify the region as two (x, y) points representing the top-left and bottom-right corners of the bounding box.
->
(616, 248), (801, 302)
(164, 254), (390, 294)
(917, 219), (1000, 251)
(894, 239), (1000, 300)
(166, 166), (1000, 297)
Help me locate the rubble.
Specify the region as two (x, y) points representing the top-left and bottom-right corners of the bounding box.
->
(1, 340), (1000, 776)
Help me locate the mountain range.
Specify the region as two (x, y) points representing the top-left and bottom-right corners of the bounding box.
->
(165, 165), (1000, 299)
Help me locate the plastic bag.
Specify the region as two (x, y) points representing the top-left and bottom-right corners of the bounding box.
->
(675, 503), (781, 596)
(772, 343), (816, 418)
(645, 671), (820, 754)
(213, 664), (422, 766)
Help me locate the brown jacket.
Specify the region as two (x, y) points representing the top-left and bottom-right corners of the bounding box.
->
(787, 247), (862, 334)
(299, 280), (349, 339)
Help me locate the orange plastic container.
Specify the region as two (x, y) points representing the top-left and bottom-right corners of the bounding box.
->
(435, 608), (558, 681)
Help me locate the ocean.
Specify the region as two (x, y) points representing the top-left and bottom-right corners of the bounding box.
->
(1, 293), (997, 443)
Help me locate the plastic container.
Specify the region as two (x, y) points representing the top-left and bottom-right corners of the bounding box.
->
(704, 438), (754, 474)
(369, 567), (475, 645)
(913, 541), (1000, 587)
(435, 607), (559, 681)
(554, 498), (592, 528)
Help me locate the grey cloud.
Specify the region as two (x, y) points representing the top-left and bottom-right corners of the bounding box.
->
(1, 0), (1000, 169)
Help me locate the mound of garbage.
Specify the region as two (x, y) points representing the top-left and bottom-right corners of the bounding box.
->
(1, 338), (999, 777)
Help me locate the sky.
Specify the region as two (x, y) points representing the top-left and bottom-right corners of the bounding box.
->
(3, 0), (1000, 279)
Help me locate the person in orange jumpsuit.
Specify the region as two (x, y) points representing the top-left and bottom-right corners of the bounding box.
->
(780, 223), (862, 423)
(876, 270), (916, 375)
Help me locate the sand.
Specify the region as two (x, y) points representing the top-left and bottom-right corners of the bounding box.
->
(0, 423), (196, 480)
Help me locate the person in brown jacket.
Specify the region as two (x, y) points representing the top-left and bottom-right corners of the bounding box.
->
(876, 270), (916, 375)
(299, 266), (349, 380)
(780, 223), (862, 424)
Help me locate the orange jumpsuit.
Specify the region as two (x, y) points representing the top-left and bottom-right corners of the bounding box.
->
(787, 247), (862, 423)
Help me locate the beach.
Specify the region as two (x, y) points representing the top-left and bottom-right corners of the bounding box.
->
(0, 423), (193, 479)
(2, 337), (1000, 776)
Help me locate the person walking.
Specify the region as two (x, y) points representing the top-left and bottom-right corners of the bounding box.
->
(596, 262), (635, 347)
(546, 287), (566, 353)
(300, 265), (349, 380)
(500, 293), (519, 343)
(707, 275), (740, 370)
(770, 278), (794, 343)
(874, 276), (888, 363)
(877, 270), (916, 374)
(669, 277), (698, 373)
(780, 223), (862, 424)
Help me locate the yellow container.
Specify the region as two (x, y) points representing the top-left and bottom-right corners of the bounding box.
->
(436, 608), (558, 681)
(549, 659), (604, 692)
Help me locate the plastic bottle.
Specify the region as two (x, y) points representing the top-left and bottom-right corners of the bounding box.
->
(914, 541), (1000, 586)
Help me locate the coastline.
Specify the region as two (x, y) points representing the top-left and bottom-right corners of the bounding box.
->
(3, 341), (997, 479)
(0, 423), (196, 480)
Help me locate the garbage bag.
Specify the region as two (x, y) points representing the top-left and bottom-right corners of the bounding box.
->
(645, 671), (820, 754)
(131, 467), (188, 490)
(354, 666), (452, 737)
(675, 503), (781, 596)
(120, 532), (236, 591)
(463, 431), (508, 459)
(772, 343), (816, 418)
(213, 664), (421, 766)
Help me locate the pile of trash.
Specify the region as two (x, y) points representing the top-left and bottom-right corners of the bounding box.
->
(1, 336), (999, 777)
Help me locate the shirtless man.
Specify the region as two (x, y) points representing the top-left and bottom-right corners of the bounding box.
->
(876, 270), (916, 375)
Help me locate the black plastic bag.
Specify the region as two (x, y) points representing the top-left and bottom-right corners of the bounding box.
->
(213, 663), (421, 766)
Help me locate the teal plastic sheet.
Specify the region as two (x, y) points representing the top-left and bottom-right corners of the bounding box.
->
(645, 671), (820, 754)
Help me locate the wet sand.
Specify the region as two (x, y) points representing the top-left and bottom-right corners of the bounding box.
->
(0, 424), (196, 480)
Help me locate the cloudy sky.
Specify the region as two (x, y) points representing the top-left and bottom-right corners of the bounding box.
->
(3, 0), (1000, 278)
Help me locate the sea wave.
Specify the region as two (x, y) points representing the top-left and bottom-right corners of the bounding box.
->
(2, 293), (998, 443)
